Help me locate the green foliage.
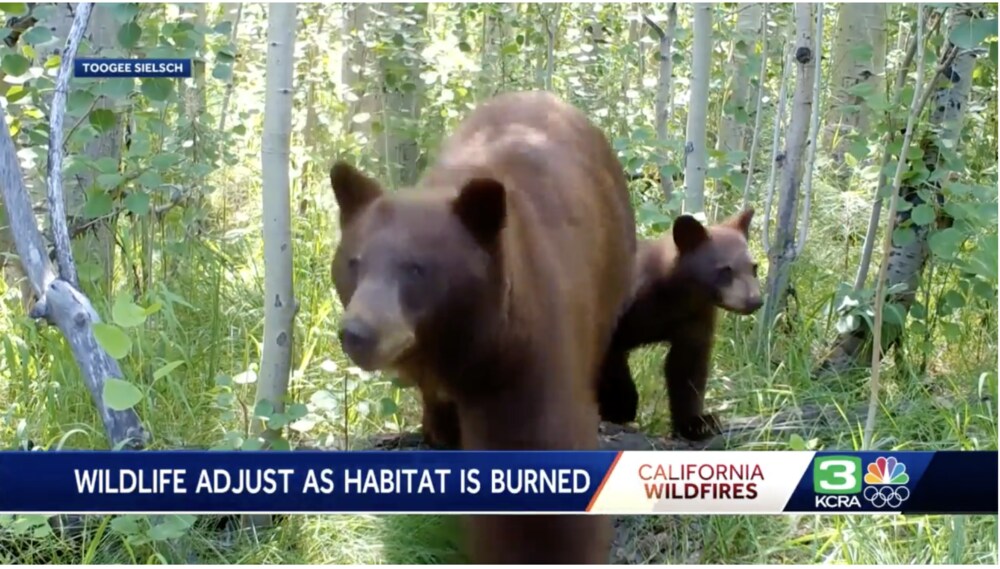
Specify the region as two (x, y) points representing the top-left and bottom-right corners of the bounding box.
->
(949, 16), (998, 49)
(93, 323), (132, 359)
(102, 378), (144, 411)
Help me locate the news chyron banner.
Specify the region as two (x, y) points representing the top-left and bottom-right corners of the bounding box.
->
(0, 451), (995, 515)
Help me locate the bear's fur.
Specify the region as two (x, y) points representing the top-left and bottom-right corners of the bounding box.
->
(597, 209), (762, 441)
(329, 91), (635, 564)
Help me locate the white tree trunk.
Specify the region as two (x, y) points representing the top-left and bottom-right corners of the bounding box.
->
(254, 3), (299, 441)
(758, 3), (816, 341)
(761, 35), (794, 255)
(647, 5), (678, 202)
(741, 6), (769, 209)
(852, 30), (921, 291)
(77, 4), (122, 290)
(381, 3), (426, 187)
(718, 3), (762, 155)
(826, 3), (887, 164)
(684, 3), (712, 215)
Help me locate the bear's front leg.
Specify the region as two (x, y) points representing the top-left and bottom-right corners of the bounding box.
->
(664, 340), (721, 441)
(421, 389), (461, 449)
(596, 347), (639, 424)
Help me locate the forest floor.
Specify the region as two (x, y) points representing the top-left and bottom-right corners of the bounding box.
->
(0, 174), (997, 564)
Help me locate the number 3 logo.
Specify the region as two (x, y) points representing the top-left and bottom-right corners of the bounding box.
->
(813, 456), (863, 494)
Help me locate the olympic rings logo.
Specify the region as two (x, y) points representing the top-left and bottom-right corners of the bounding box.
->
(863, 485), (911, 509)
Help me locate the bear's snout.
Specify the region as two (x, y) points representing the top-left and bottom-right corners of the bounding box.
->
(340, 318), (377, 362)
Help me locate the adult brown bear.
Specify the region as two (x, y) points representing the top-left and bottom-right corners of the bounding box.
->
(329, 91), (635, 564)
(597, 210), (762, 441)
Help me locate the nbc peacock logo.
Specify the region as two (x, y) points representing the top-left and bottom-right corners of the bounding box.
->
(862, 456), (911, 509)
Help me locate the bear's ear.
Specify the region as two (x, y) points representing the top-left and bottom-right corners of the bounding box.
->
(673, 215), (710, 255)
(727, 207), (754, 238)
(330, 161), (383, 223)
(453, 178), (507, 246)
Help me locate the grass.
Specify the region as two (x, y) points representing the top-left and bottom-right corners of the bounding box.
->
(0, 161), (996, 564)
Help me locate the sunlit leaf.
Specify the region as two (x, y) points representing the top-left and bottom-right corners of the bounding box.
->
(103, 378), (143, 410)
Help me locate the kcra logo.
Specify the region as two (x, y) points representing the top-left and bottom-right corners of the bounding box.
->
(812, 455), (911, 510)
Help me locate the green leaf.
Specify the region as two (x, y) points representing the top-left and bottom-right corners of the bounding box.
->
(94, 323), (132, 359)
(212, 63), (232, 81)
(117, 22), (141, 48)
(103, 378), (143, 410)
(941, 321), (962, 342)
(0, 3), (28, 16)
(82, 191), (114, 219)
(141, 78), (174, 102)
(93, 156), (119, 174)
(97, 173), (125, 190)
(949, 17), (998, 49)
(286, 403), (308, 421)
(911, 204), (936, 226)
(89, 109), (118, 133)
(847, 137), (870, 162)
(136, 171), (162, 189)
(112, 294), (147, 328)
(254, 399), (274, 419)
(151, 153), (183, 169)
(789, 433), (806, 451)
(846, 80), (876, 98)
(964, 238), (998, 280)
(881, 302), (905, 327)
(241, 438), (263, 451)
(2, 54), (30, 76)
(94, 78), (135, 100)
(153, 360), (185, 380)
(943, 290), (966, 311)
(269, 413), (288, 429)
(124, 191), (150, 215)
(892, 226), (916, 247)
(214, 21), (233, 36)
(22, 25), (54, 46)
(148, 515), (194, 541)
(110, 515), (141, 536)
(380, 397), (398, 416)
(111, 2), (140, 22)
(929, 227), (963, 260)
(3, 84), (27, 103)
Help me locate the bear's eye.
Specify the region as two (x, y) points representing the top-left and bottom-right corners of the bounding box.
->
(347, 257), (360, 272)
(402, 261), (426, 279)
(751, 263), (759, 277)
(716, 266), (733, 285)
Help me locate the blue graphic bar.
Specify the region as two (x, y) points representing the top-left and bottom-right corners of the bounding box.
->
(74, 58), (192, 78)
(0, 451), (617, 514)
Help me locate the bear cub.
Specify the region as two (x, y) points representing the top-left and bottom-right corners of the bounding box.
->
(597, 209), (762, 441)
